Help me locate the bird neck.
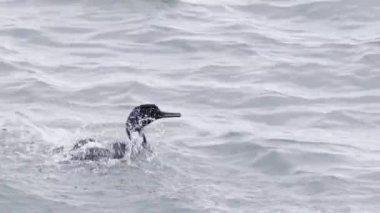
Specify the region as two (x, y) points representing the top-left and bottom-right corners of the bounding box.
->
(126, 113), (149, 148)
(126, 127), (148, 148)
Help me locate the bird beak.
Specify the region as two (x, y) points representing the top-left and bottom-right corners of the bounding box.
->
(159, 111), (181, 119)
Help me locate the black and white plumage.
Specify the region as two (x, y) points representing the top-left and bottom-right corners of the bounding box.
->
(70, 104), (181, 160)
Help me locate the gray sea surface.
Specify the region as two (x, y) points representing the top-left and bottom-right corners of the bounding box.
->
(1, 0), (380, 212)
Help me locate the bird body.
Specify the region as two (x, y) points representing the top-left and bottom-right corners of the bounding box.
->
(70, 104), (181, 160)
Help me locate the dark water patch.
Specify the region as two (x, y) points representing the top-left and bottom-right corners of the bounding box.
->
(240, 94), (310, 109)
(191, 141), (265, 157)
(232, 0), (380, 21)
(0, 27), (62, 47)
(156, 37), (256, 55)
(251, 150), (295, 175)
(0, 60), (17, 75)
(69, 50), (115, 58)
(44, 26), (94, 34)
(0, 77), (67, 104)
(243, 110), (320, 126)
(312, 110), (378, 128)
(357, 170), (380, 182)
(265, 136), (380, 161)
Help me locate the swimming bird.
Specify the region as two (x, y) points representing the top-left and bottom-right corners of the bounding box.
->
(70, 104), (181, 160)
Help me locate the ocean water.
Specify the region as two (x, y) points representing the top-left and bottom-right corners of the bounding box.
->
(1, 0), (380, 212)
